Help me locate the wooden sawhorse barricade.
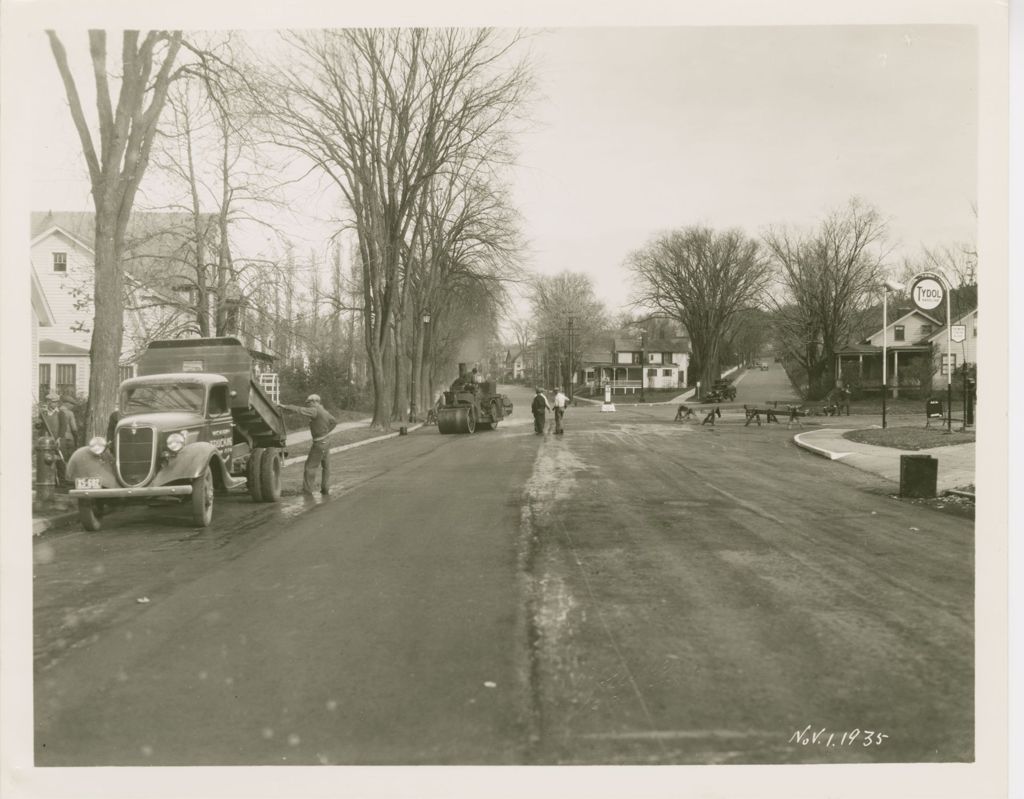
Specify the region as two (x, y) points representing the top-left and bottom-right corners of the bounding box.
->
(743, 404), (780, 426)
(675, 404), (721, 425)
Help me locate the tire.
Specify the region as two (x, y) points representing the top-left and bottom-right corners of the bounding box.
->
(247, 448), (265, 502)
(259, 447), (281, 503)
(78, 499), (102, 532)
(191, 465), (215, 527)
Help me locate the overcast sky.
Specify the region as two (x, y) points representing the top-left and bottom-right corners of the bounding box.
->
(512, 25), (977, 310)
(27, 24), (978, 314)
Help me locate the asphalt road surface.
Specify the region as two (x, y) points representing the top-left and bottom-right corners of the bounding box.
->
(33, 383), (973, 765)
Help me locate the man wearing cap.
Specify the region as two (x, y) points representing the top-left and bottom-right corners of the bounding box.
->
(530, 387), (551, 435)
(552, 386), (569, 435)
(37, 392), (77, 483)
(279, 394), (337, 496)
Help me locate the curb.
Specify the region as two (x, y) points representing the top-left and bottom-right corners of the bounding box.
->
(792, 431), (851, 461)
(33, 424), (426, 537)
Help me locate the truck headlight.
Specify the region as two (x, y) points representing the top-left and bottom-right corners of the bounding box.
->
(166, 432), (185, 452)
(88, 436), (107, 455)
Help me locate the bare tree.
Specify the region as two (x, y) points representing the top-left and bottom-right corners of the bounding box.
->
(47, 30), (184, 435)
(257, 28), (531, 430)
(528, 272), (609, 390)
(763, 198), (890, 398)
(629, 226), (769, 391)
(144, 37), (291, 343)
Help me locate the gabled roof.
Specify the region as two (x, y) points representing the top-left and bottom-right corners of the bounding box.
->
(39, 339), (90, 357)
(857, 308), (943, 345)
(613, 336), (690, 353)
(31, 223), (94, 255)
(31, 266), (55, 326)
(926, 307), (978, 343)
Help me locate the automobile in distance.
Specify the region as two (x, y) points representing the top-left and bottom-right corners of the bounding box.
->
(66, 338), (287, 531)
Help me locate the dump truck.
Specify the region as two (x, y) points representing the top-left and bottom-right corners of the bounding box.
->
(436, 363), (513, 434)
(67, 337), (288, 531)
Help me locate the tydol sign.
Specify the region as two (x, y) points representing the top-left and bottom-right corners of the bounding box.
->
(911, 276), (945, 311)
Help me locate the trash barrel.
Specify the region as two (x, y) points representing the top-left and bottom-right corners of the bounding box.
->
(900, 454), (937, 498)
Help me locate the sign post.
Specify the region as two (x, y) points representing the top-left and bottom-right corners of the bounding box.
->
(910, 272), (952, 432)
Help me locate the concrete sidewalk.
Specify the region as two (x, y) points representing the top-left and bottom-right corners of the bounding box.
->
(793, 427), (975, 495)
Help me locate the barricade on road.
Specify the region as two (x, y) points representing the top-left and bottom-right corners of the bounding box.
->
(743, 405), (780, 426)
(701, 406), (721, 426)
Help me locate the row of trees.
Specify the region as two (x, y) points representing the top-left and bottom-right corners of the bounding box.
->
(513, 198), (976, 402)
(48, 28), (532, 435)
(626, 198), (976, 400)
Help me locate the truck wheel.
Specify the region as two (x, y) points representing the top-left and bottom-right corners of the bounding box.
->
(191, 465), (215, 527)
(78, 499), (102, 532)
(247, 448), (265, 502)
(259, 447), (281, 503)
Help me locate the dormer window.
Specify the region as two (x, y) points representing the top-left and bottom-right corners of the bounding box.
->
(53, 252), (67, 272)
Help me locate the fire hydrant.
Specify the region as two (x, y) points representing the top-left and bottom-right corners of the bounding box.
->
(35, 435), (59, 504)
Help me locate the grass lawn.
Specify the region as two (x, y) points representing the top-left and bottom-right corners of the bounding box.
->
(843, 427), (975, 450)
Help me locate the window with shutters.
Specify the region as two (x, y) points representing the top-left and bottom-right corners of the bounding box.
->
(39, 364), (51, 399)
(56, 364), (76, 397)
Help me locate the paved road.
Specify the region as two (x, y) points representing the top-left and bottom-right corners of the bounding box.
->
(33, 385), (973, 765)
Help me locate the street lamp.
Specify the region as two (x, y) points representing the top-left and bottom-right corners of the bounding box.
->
(639, 333), (647, 403)
(413, 311), (431, 421)
(881, 278), (904, 429)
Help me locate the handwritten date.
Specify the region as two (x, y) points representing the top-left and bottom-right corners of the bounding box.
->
(788, 726), (889, 747)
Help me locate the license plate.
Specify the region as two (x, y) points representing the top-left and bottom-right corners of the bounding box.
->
(75, 478), (101, 490)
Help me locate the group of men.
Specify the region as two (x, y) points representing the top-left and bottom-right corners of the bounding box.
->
(36, 392), (79, 485)
(531, 386), (570, 435)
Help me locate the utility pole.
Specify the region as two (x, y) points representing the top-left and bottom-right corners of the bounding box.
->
(640, 332), (646, 403)
(567, 315), (575, 401)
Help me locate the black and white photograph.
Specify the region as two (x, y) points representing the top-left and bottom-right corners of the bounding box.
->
(0, 1), (1012, 797)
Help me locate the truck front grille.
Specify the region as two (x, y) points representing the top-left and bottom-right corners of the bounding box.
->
(116, 426), (156, 486)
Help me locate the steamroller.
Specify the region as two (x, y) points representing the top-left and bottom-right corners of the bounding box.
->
(436, 363), (513, 434)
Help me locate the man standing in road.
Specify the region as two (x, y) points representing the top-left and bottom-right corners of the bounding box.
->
(552, 386), (569, 435)
(531, 387), (551, 435)
(279, 394), (337, 496)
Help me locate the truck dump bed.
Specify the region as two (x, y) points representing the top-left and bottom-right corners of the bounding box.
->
(138, 337), (287, 449)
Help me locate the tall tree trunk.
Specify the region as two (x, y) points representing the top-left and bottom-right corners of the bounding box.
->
(87, 212), (126, 437)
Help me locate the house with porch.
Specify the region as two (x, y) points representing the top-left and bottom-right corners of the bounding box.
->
(834, 308), (943, 397)
(577, 337), (691, 395)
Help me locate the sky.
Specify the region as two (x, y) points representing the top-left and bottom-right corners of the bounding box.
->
(25, 24), (978, 314)
(511, 25), (978, 310)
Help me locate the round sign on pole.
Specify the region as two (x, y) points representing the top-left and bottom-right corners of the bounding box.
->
(911, 276), (945, 311)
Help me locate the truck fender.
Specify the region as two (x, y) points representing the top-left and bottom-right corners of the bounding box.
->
(66, 447), (119, 487)
(153, 442), (222, 486)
